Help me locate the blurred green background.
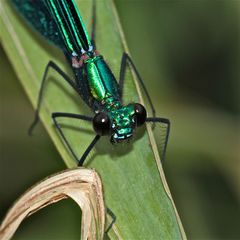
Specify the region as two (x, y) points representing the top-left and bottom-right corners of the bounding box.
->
(1, 0), (239, 239)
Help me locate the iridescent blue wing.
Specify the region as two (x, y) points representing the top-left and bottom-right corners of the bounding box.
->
(11, 0), (92, 55)
(11, 0), (66, 52)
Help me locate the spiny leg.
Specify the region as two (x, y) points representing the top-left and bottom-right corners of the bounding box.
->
(105, 207), (117, 235)
(90, 0), (97, 50)
(29, 61), (78, 135)
(119, 52), (156, 118)
(52, 112), (100, 166)
(146, 117), (170, 163)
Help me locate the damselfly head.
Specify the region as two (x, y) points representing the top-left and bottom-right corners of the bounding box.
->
(110, 103), (147, 143)
(92, 103), (147, 143)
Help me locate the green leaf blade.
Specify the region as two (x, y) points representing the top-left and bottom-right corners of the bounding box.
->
(0, 0), (186, 239)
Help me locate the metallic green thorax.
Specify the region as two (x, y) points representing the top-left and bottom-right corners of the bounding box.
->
(81, 54), (136, 141)
(85, 55), (119, 101)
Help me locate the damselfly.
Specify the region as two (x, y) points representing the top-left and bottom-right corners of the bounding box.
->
(11, 0), (170, 166)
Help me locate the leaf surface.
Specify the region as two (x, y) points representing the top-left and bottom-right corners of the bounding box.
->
(0, 0), (186, 239)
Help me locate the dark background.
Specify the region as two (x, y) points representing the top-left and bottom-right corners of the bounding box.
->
(1, 1), (239, 239)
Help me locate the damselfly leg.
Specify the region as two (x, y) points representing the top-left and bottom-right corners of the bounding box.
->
(51, 112), (101, 166)
(28, 60), (101, 166)
(105, 207), (117, 235)
(28, 61), (78, 135)
(118, 52), (170, 162)
(119, 52), (156, 118)
(146, 117), (170, 163)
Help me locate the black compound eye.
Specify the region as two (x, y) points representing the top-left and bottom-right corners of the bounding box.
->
(134, 103), (147, 126)
(93, 112), (111, 135)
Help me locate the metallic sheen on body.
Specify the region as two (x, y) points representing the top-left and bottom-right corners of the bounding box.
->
(12, 0), (137, 141)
